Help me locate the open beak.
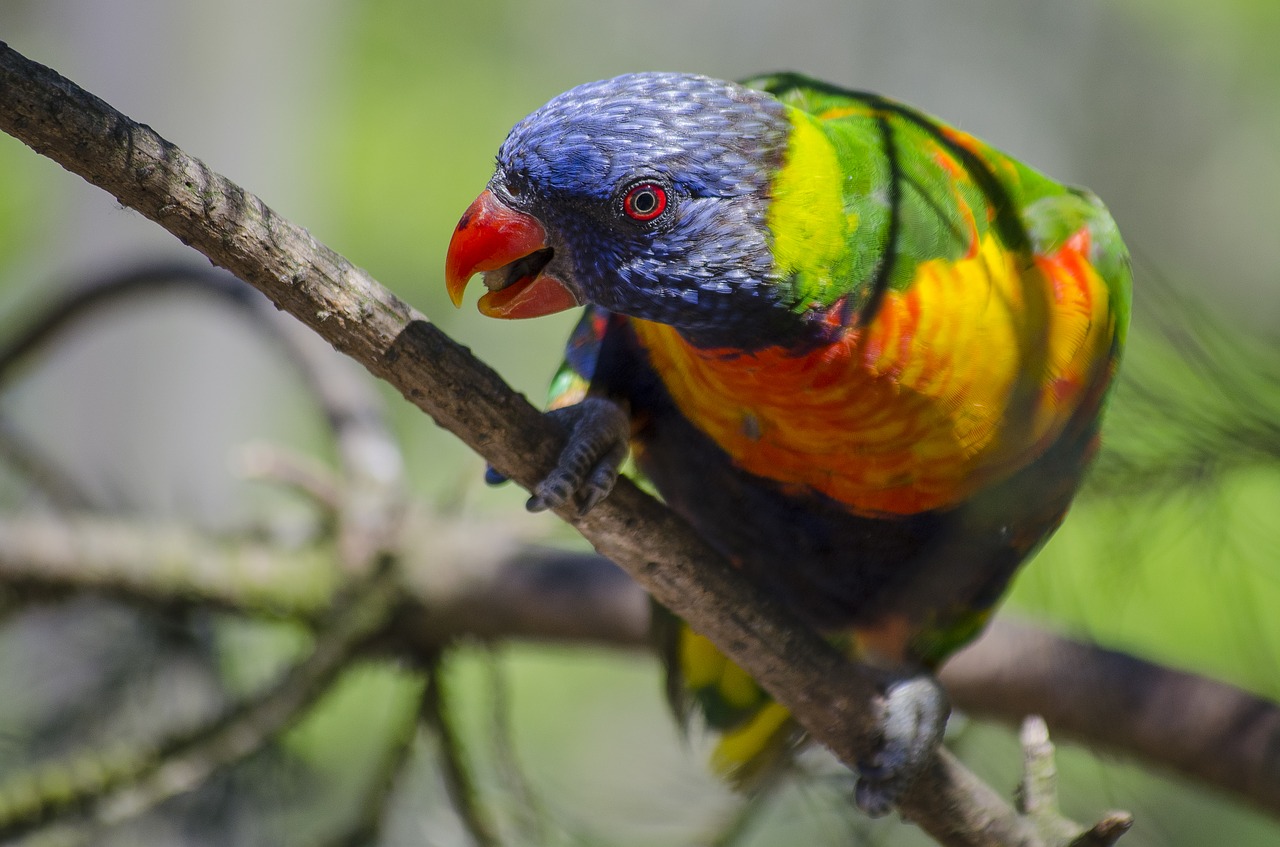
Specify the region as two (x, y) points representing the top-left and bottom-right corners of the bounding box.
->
(444, 189), (579, 319)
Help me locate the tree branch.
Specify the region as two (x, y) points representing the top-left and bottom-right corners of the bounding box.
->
(420, 659), (503, 847)
(0, 512), (340, 618)
(942, 619), (1280, 818)
(0, 40), (1100, 845)
(4, 509), (1278, 821)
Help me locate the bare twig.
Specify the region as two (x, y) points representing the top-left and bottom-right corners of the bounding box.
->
(313, 676), (427, 847)
(421, 658), (502, 847)
(235, 441), (345, 516)
(0, 269), (249, 513)
(702, 770), (787, 847)
(0, 259), (404, 576)
(1069, 815), (1133, 847)
(256, 277), (406, 580)
(1016, 717), (1079, 847)
(484, 650), (549, 845)
(0, 564), (403, 846)
(0, 263), (262, 387)
(1013, 719), (1133, 847)
(0, 416), (95, 509)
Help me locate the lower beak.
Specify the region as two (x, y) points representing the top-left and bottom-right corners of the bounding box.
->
(444, 189), (579, 319)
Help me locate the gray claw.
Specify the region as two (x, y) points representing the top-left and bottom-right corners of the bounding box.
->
(527, 397), (629, 515)
(854, 674), (949, 817)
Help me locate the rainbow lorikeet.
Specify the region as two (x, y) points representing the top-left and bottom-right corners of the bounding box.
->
(443, 72), (1131, 811)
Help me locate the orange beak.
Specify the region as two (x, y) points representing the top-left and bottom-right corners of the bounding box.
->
(444, 189), (579, 319)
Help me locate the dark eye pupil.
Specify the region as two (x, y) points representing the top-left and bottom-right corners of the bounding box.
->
(632, 190), (656, 213)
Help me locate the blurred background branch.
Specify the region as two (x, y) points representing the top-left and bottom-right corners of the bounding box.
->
(4, 501), (1280, 819)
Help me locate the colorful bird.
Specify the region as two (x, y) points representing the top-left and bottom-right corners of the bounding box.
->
(444, 72), (1131, 811)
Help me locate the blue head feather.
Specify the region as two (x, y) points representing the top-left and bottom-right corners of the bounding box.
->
(489, 73), (810, 349)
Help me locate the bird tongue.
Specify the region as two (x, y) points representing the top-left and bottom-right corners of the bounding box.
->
(477, 258), (578, 318)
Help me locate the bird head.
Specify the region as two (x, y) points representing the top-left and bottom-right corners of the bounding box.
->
(445, 73), (830, 350)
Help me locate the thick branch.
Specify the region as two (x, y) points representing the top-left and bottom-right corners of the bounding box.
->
(0, 40), (1071, 845)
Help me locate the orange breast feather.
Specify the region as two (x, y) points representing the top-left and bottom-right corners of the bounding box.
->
(631, 229), (1115, 515)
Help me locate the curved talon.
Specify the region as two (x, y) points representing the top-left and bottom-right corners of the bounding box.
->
(484, 465), (510, 486)
(527, 397), (630, 515)
(579, 442), (626, 512)
(855, 674), (949, 817)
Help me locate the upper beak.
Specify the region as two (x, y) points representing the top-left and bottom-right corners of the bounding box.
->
(444, 189), (579, 319)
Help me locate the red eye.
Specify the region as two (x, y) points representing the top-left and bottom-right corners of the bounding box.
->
(623, 182), (668, 221)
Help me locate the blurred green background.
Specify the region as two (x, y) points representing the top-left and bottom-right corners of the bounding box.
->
(1, 1), (1279, 844)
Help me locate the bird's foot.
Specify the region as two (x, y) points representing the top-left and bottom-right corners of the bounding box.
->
(854, 673), (949, 817)
(506, 397), (630, 515)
